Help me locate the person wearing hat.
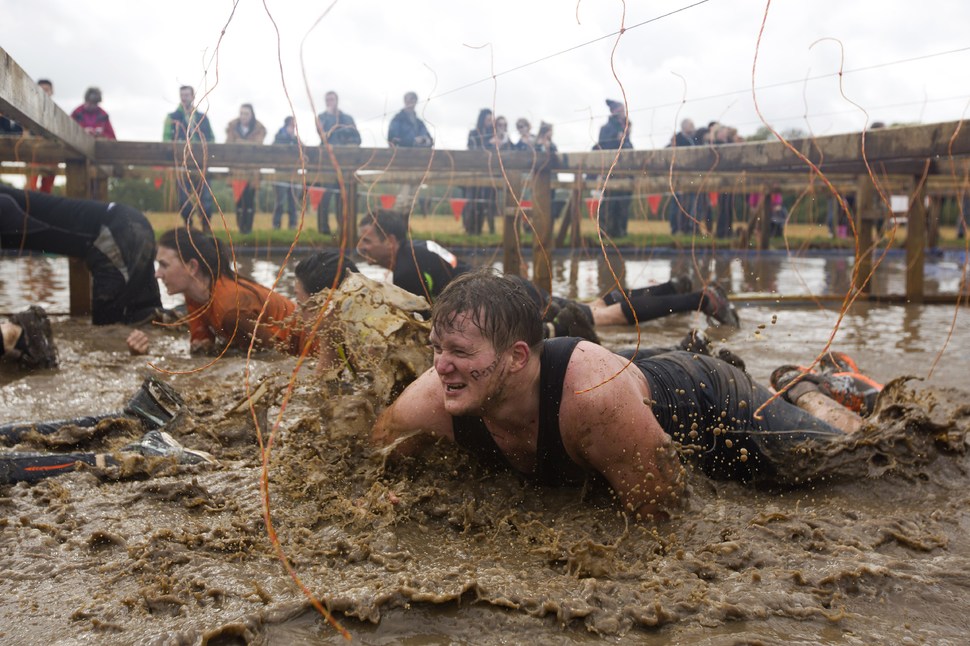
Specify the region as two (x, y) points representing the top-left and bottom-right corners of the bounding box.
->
(596, 99), (633, 237)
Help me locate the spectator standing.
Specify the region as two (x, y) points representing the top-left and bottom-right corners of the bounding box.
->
(514, 118), (533, 150)
(225, 103), (267, 234)
(70, 87), (116, 139)
(162, 85), (215, 229)
(597, 99), (633, 237)
(316, 91), (361, 234)
(493, 116), (512, 150)
(534, 121), (557, 154)
(388, 91), (433, 148)
(271, 116), (303, 230)
(769, 193), (788, 238)
(671, 118), (697, 147)
(465, 108), (499, 235)
(666, 118), (706, 235)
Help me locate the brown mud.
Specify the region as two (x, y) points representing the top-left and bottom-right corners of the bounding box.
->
(2, 272), (970, 644)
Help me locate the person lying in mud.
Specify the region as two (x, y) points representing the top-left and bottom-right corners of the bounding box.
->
(372, 269), (874, 521)
(354, 209), (740, 346)
(0, 376), (214, 485)
(0, 184), (164, 326)
(127, 227), (299, 356)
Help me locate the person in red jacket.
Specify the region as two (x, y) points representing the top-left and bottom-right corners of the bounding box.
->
(70, 87), (116, 139)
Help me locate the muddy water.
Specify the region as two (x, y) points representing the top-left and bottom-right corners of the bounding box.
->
(0, 250), (969, 645)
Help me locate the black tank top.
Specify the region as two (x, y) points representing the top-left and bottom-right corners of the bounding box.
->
(452, 337), (587, 486)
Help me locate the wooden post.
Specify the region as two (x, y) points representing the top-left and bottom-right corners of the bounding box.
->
(502, 174), (522, 277)
(748, 188), (769, 250)
(64, 159), (92, 317)
(905, 177), (927, 302)
(854, 177), (876, 294)
(570, 174), (583, 248)
(341, 175), (358, 250)
(89, 168), (109, 201)
(532, 167), (553, 294)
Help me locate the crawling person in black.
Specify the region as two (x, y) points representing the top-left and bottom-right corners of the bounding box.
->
(0, 184), (162, 325)
(372, 269), (867, 521)
(355, 209), (469, 302)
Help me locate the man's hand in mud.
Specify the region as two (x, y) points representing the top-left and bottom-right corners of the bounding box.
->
(127, 330), (150, 355)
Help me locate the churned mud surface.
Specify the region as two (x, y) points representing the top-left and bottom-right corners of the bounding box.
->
(1, 304), (970, 644)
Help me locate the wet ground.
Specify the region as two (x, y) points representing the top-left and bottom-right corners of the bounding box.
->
(0, 250), (968, 645)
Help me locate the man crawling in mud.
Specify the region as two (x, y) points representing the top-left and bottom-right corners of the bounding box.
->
(372, 269), (871, 521)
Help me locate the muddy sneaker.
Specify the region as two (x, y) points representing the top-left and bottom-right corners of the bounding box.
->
(553, 302), (600, 345)
(671, 275), (693, 294)
(9, 305), (58, 370)
(678, 328), (711, 355)
(769, 364), (821, 403)
(818, 351), (860, 375)
(122, 430), (215, 465)
(819, 372), (883, 416)
(124, 377), (187, 429)
(701, 283), (741, 328)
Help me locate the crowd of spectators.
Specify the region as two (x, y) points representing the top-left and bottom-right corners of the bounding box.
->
(665, 118), (748, 238)
(5, 83), (923, 240)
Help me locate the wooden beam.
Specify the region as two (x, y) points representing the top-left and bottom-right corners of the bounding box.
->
(0, 47), (95, 158)
(91, 140), (545, 173)
(559, 121), (970, 175)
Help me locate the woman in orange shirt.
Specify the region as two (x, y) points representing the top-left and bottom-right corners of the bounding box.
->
(127, 227), (296, 355)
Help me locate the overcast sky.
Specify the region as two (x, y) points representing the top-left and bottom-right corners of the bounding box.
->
(3, 0), (969, 151)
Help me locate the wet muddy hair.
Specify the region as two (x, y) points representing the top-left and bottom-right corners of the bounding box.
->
(432, 268), (543, 354)
(294, 251), (358, 295)
(359, 210), (407, 242)
(158, 227), (236, 284)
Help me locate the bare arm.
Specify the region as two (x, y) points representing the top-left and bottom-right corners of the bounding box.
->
(559, 344), (684, 521)
(371, 368), (455, 456)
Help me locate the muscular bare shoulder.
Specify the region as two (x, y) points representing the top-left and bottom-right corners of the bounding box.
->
(558, 341), (682, 520)
(371, 367), (455, 454)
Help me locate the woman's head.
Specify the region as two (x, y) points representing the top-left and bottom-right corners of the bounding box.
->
(156, 228), (234, 296)
(293, 251), (359, 302)
(239, 103), (255, 125)
(476, 108), (494, 132)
